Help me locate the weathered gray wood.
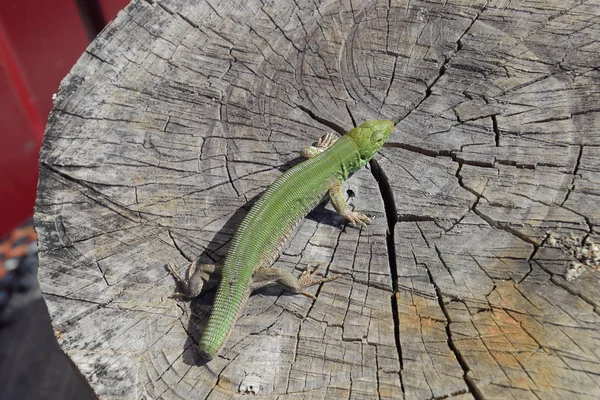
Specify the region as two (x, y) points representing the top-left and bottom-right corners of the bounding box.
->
(35, 0), (599, 399)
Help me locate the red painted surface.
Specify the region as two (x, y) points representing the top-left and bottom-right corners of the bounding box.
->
(0, 43), (39, 238)
(99, 0), (128, 23)
(0, 1), (129, 236)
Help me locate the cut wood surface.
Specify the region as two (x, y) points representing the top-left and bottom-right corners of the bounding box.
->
(35, 0), (600, 398)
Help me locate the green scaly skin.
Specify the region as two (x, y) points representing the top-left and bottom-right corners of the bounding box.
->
(198, 120), (394, 359)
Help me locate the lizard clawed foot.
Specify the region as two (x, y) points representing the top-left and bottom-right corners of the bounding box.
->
(342, 211), (371, 228)
(166, 261), (220, 299)
(316, 132), (336, 149)
(300, 132), (337, 158)
(298, 262), (341, 299)
(165, 262), (190, 299)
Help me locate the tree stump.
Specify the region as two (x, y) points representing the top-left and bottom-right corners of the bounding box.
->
(35, 0), (600, 398)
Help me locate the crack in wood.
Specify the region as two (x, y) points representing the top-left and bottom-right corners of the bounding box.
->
(491, 115), (500, 147)
(368, 158), (404, 394)
(424, 263), (486, 400)
(296, 104), (347, 135)
(167, 230), (193, 262)
(561, 144), (583, 206)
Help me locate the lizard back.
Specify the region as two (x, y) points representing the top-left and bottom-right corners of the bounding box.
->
(199, 135), (362, 358)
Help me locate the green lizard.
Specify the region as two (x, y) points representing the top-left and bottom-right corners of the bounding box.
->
(167, 119), (394, 360)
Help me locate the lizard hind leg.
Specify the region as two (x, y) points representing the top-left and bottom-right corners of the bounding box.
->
(165, 260), (221, 299)
(250, 262), (341, 300)
(298, 262), (341, 297)
(165, 262), (191, 299)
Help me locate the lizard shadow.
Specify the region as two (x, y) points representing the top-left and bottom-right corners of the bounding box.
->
(177, 193), (344, 366)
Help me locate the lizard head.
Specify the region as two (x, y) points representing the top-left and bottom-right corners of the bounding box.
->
(347, 119), (394, 165)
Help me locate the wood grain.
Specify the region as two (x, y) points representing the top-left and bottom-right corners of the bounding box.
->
(35, 0), (600, 398)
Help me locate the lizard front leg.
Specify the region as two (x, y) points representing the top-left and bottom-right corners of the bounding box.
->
(329, 181), (371, 227)
(165, 260), (221, 299)
(300, 132), (337, 158)
(250, 262), (340, 299)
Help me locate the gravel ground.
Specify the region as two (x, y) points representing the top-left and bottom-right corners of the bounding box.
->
(0, 219), (96, 400)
